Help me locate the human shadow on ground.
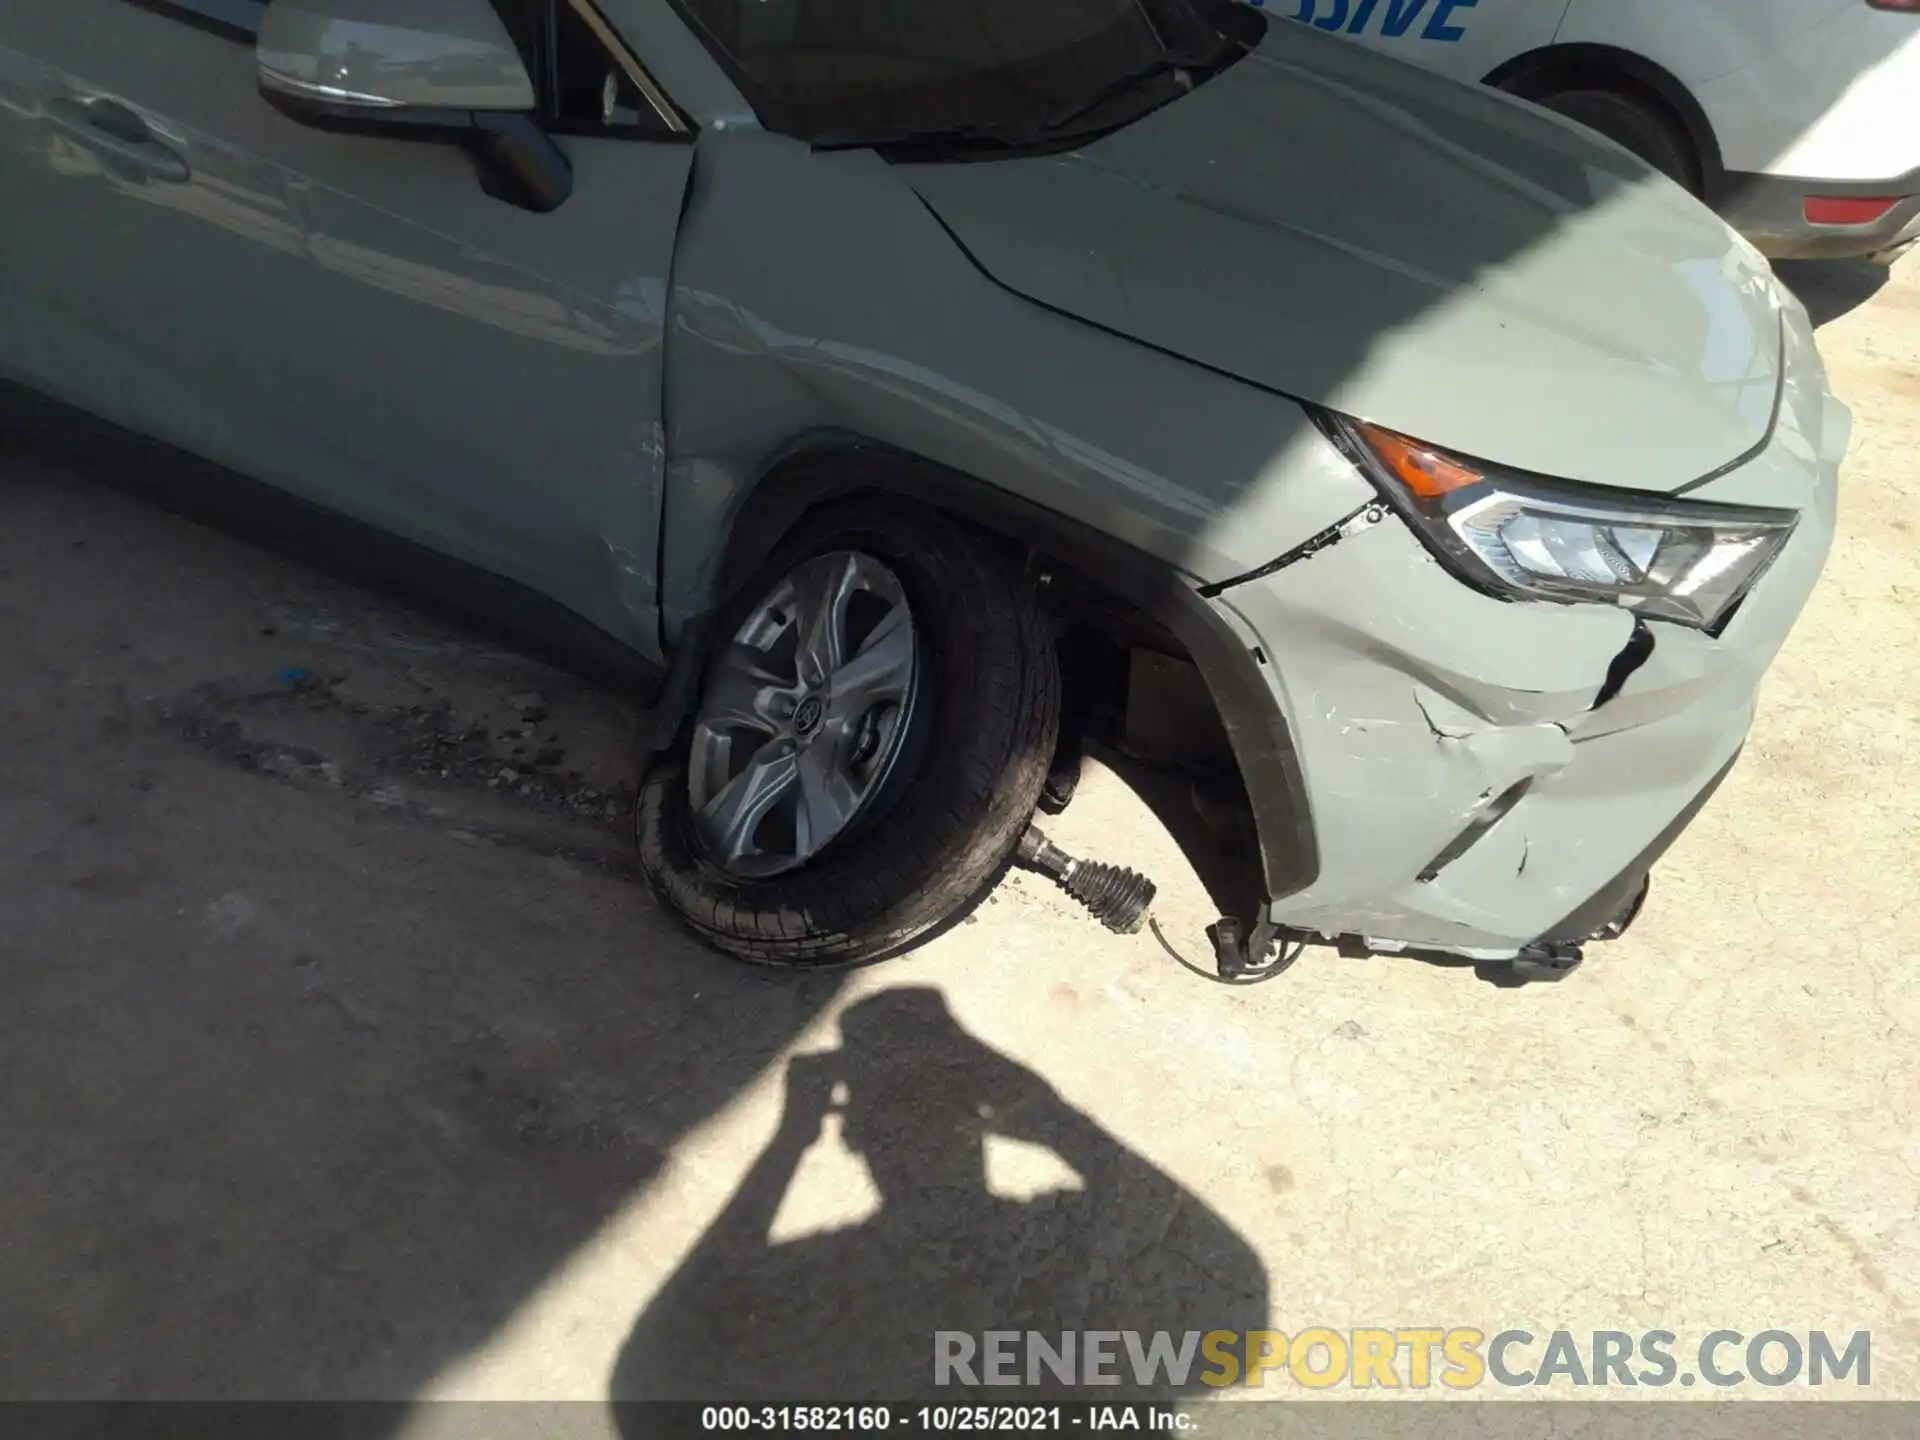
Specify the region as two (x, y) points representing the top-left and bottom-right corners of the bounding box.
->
(610, 987), (1269, 1406)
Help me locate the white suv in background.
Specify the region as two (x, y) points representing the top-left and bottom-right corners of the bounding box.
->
(1247, 0), (1920, 260)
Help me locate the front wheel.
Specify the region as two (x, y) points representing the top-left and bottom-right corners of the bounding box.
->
(638, 497), (1061, 967)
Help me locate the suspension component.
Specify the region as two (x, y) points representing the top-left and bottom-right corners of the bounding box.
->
(1016, 824), (1156, 934)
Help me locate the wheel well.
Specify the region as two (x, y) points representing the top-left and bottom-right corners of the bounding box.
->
(720, 444), (1229, 764)
(1485, 43), (1724, 201)
(687, 438), (1317, 922)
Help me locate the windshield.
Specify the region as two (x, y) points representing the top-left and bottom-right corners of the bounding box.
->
(668, 0), (1263, 147)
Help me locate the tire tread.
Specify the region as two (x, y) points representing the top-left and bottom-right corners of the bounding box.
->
(636, 498), (1060, 968)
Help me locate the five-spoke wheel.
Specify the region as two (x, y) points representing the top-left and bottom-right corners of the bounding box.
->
(637, 497), (1061, 967)
(687, 551), (920, 876)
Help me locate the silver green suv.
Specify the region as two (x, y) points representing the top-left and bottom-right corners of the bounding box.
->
(0, 0), (1845, 976)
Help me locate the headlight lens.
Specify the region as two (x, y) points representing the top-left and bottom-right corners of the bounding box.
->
(1324, 413), (1798, 632)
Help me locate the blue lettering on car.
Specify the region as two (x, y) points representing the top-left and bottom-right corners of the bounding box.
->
(1419, 0), (1479, 41)
(1252, 0), (1477, 42)
(1382, 0), (1428, 38)
(1307, 0), (1347, 30)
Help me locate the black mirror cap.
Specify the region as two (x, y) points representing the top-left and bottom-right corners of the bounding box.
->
(471, 113), (573, 214)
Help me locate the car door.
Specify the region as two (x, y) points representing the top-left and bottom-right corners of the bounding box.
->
(1259, 0), (1575, 84)
(0, 2), (306, 467)
(0, 0), (694, 662)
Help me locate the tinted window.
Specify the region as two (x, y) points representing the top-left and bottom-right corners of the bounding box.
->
(492, 0), (681, 138)
(550, 0), (678, 135)
(670, 0), (1257, 143)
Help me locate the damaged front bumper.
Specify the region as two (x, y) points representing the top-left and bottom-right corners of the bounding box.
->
(1207, 326), (1845, 965)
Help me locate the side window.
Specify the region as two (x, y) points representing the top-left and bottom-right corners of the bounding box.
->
(551, 0), (679, 136)
(492, 0), (685, 140)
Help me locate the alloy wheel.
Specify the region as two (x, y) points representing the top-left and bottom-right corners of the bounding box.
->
(686, 550), (920, 877)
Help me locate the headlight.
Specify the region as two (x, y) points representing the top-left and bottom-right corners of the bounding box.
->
(1321, 412), (1798, 633)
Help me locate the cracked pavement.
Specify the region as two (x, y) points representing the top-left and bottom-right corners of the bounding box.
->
(1, 253), (1916, 1407)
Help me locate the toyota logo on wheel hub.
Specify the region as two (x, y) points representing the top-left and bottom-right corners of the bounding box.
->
(793, 694), (825, 738)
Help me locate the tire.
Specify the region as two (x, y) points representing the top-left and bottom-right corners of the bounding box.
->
(638, 497), (1060, 967)
(1533, 87), (1700, 195)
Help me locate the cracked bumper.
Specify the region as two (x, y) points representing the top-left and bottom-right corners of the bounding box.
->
(1211, 317), (1844, 960)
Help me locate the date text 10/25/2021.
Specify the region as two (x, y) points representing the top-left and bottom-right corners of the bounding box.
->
(698, 1406), (1190, 1433)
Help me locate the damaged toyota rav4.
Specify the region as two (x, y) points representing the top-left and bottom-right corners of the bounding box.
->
(0, 0), (1843, 979)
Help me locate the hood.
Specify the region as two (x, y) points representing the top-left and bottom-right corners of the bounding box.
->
(901, 22), (1783, 492)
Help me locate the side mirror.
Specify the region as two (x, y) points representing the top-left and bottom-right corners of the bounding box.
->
(256, 0), (572, 212)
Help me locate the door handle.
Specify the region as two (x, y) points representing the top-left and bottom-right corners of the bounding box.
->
(44, 96), (190, 184)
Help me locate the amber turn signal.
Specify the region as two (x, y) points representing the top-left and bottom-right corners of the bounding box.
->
(1348, 419), (1485, 500)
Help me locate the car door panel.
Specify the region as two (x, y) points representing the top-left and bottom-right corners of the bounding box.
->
(247, 117), (692, 657)
(0, 0), (692, 663)
(0, 3), (304, 462)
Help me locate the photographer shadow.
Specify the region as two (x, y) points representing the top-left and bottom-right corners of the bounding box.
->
(609, 986), (1268, 1406)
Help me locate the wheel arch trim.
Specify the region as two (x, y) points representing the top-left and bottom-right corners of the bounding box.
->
(647, 433), (1322, 902)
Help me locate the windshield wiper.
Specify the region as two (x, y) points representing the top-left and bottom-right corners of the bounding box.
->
(810, 30), (1242, 158)
(1036, 53), (1198, 138)
(811, 123), (1031, 155)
